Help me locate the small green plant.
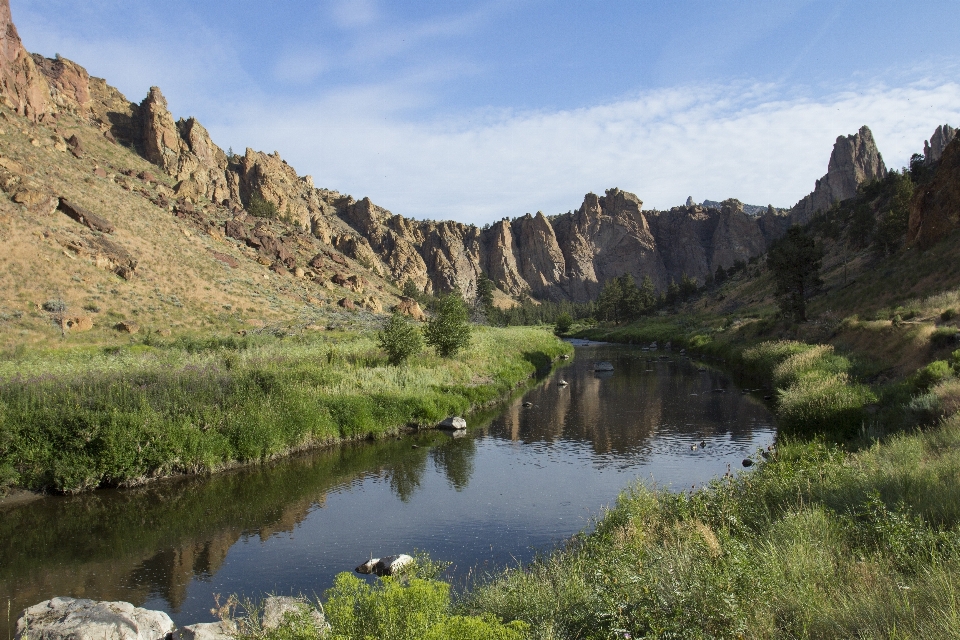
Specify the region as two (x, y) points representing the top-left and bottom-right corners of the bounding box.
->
(931, 326), (960, 349)
(941, 308), (958, 322)
(377, 313), (424, 366)
(912, 360), (953, 391)
(424, 293), (471, 358)
(248, 194), (279, 219)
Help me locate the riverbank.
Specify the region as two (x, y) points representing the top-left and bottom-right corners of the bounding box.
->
(0, 326), (571, 495)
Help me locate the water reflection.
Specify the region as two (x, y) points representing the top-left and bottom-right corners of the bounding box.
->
(1, 344), (774, 634)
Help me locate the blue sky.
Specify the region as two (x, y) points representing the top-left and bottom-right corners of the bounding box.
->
(14, 0), (960, 224)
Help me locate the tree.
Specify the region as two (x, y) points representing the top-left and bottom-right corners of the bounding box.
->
(554, 312), (573, 336)
(596, 278), (624, 323)
(767, 226), (823, 323)
(874, 172), (914, 255)
(248, 193), (278, 219)
(377, 313), (424, 365)
(714, 265), (727, 286)
(638, 275), (656, 310)
(679, 273), (698, 300)
(424, 293), (471, 357)
(615, 274), (644, 321)
(474, 272), (495, 322)
(402, 278), (423, 301)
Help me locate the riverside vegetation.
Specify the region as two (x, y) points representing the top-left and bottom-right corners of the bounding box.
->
(0, 325), (570, 495)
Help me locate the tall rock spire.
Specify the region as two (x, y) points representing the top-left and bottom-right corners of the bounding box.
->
(790, 125), (887, 224)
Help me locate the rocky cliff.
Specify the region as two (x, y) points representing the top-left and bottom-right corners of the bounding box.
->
(0, 0), (903, 307)
(924, 124), (957, 166)
(908, 134), (960, 249)
(790, 126), (887, 224)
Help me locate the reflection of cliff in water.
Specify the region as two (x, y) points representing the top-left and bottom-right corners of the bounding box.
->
(494, 349), (770, 456)
(0, 431), (469, 626)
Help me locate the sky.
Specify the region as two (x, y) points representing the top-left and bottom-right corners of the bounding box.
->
(13, 0), (960, 225)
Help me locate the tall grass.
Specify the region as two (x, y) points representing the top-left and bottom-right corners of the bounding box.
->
(0, 327), (570, 493)
(463, 417), (960, 639)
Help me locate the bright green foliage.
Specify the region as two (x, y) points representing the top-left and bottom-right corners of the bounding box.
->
(401, 278), (423, 301)
(0, 327), (569, 492)
(322, 573), (527, 640)
(424, 293), (471, 357)
(554, 312), (573, 336)
(377, 313), (424, 366)
(248, 193), (279, 219)
(767, 226), (823, 323)
(912, 360), (953, 391)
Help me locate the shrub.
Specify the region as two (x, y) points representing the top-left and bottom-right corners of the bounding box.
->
(913, 360), (953, 391)
(377, 313), (424, 366)
(931, 326), (959, 349)
(554, 312), (572, 336)
(322, 573), (527, 640)
(941, 308), (958, 322)
(248, 194), (279, 219)
(424, 294), (471, 358)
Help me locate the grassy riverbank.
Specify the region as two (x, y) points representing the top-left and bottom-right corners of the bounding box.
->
(0, 326), (571, 494)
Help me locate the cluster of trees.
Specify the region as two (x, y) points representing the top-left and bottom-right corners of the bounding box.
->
(377, 293), (471, 365)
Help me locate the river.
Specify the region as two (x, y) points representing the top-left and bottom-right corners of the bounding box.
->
(0, 342), (775, 633)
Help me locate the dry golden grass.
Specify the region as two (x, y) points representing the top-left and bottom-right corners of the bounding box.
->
(0, 107), (403, 350)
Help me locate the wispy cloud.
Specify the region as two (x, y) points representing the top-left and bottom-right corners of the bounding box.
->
(208, 79), (960, 225)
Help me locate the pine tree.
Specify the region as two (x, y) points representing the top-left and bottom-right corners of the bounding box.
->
(767, 226), (823, 323)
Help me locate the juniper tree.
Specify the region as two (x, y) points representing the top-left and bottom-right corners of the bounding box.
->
(767, 225), (823, 323)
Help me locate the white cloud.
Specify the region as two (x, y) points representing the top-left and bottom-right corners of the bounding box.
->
(206, 79), (960, 225)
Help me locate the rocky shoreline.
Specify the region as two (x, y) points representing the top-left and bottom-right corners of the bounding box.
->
(14, 596), (327, 640)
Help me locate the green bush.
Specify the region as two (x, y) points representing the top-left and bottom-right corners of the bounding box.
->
(377, 313), (424, 366)
(913, 360), (953, 391)
(322, 573), (527, 640)
(424, 294), (471, 358)
(931, 326), (960, 349)
(248, 194), (279, 219)
(941, 308), (958, 322)
(777, 372), (876, 436)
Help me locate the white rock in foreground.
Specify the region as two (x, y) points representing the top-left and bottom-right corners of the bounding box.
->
(438, 416), (467, 430)
(355, 554), (414, 576)
(16, 597), (175, 640)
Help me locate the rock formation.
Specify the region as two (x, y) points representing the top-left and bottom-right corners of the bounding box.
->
(0, 0), (47, 120)
(924, 124), (957, 166)
(790, 126), (887, 224)
(908, 135), (960, 249)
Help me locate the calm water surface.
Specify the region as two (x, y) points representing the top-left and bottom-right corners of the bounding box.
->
(1, 343), (774, 632)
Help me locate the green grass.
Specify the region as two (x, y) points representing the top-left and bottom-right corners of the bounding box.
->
(0, 326), (571, 493)
(462, 417), (960, 639)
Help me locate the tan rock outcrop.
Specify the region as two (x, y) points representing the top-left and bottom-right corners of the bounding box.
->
(924, 125), (957, 166)
(0, 0), (48, 121)
(31, 54), (90, 115)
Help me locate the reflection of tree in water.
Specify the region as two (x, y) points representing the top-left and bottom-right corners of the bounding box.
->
(431, 436), (477, 491)
(386, 446), (430, 502)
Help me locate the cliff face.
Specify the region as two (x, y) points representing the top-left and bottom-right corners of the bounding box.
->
(908, 135), (960, 249)
(0, 0), (47, 120)
(0, 0), (901, 306)
(790, 126), (887, 224)
(925, 125), (957, 166)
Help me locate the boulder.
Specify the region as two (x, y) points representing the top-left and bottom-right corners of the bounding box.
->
(56, 233), (138, 280)
(58, 198), (115, 234)
(262, 596), (329, 633)
(176, 621), (236, 640)
(438, 416), (467, 430)
(114, 321), (139, 334)
(15, 597), (175, 640)
(93, 167), (107, 178)
(62, 316), (93, 332)
(208, 250), (239, 268)
(337, 297), (355, 310)
(392, 296), (426, 322)
(308, 253), (324, 269)
(355, 554), (414, 577)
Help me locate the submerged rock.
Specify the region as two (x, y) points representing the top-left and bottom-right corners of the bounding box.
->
(594, 361), (614, 372)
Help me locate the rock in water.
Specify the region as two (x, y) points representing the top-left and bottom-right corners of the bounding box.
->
(438, 416), (467, 430)
(15, 597), (175, 640)
(355, 554), (414, 577)
(594, 361), (614, 372)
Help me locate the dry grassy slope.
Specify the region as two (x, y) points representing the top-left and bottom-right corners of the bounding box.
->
(685, 211), (960, 380)
(0, 107), (404, 351)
